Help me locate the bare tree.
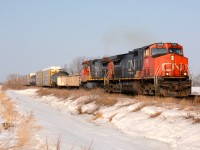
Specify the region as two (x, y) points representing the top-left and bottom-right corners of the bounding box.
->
(63, 64), (70, 74)
(5, 74), (22, 85)
(2, 74), (24, 90)
(64, 57), (89, 75)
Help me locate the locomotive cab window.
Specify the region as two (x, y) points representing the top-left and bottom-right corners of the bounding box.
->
(169, 48), (183, 55)
(152, 48), (167, 56)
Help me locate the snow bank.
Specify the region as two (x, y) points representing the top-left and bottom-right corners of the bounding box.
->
(192, 87), (200, 95)
(6, 88), (200, 150)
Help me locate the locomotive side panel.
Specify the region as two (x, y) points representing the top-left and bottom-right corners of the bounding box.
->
(81, 61), (90, 82)
(119, 54), (135, 78)
(90, 59), (104, 79)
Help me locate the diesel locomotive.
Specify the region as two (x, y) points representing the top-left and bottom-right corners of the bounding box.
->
(81, 42), (191, 97)
(20, 42), (191, 97)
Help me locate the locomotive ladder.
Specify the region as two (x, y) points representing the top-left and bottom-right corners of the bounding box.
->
(154, 64), (162, 95)
(104, 71), (109, 85)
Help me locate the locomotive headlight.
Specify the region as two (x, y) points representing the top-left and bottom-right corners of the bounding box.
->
(166, 72), (169, 76)
(183, 72), (187, 76)
(171, 55), (174, 61)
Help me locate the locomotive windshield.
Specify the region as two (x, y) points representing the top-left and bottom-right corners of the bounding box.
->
(152, 48), (167, 56)
(169, 48), (183, 55)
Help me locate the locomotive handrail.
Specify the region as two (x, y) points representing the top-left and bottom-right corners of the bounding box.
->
(104, 71), (109, 85)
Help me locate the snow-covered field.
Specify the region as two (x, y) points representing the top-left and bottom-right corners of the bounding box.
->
(3, 87), (200, 150)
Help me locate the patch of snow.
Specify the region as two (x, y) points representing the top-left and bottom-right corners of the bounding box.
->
(15, 88), (38, 96)
(192, 87), (200, 95)
(5, 89), (200, 150)
(81, 102), (99, 114)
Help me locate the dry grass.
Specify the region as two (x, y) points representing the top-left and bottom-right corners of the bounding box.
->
(0, 92), (39, 149)
(193, 118), (200, 124)
(37, 88), (94, 100)
(109, 113), (117, 122)
(134, 95), (178, 105)
(19, 86), (200, 125)
(82, 89), (120, 106)
(118, 101), (136, 108)
(95, 93), (119, 106)
(92, 112), (103, 120)
(16, 115), (38, 147)
(77, 106), (83, 114)
(37, 87), (200, 110)
(2, 84), (28, 91)
(133, 95), (200, 111)
(45, 137), (49, 150)
(184, 113), (195, 120)
(43, 136), (93, 150)
(177, 98), (200, 111)
(132, 102), (149, 112)
(0, 93), (18, 123)
(36, 88), (200, 119)
(36, 88), (71, 99)
(55, 136), (62, 150)
(80, 141), (93, 150)
(183, 112), (200, 124)
(194, 95), (200, 104)
(149, 111), (162, 118)
(0, 93), (18, 149)
(37, 88), (120, 107)
(2, 122), (14, 130)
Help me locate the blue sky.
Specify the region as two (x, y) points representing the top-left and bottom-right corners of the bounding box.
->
(0, 0), (200, 81)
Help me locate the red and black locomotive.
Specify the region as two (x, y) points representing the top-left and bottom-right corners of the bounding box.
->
(81, 42), (191, 97)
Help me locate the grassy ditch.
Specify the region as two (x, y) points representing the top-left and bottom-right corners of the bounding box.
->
(36, 88), (121, 107)
(36, 87), (200, 112)
(0, 93), (38, 149)
(36, 87), (200, 124)
(134, 95), (200, 110)
(1, 83), (30, 91)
